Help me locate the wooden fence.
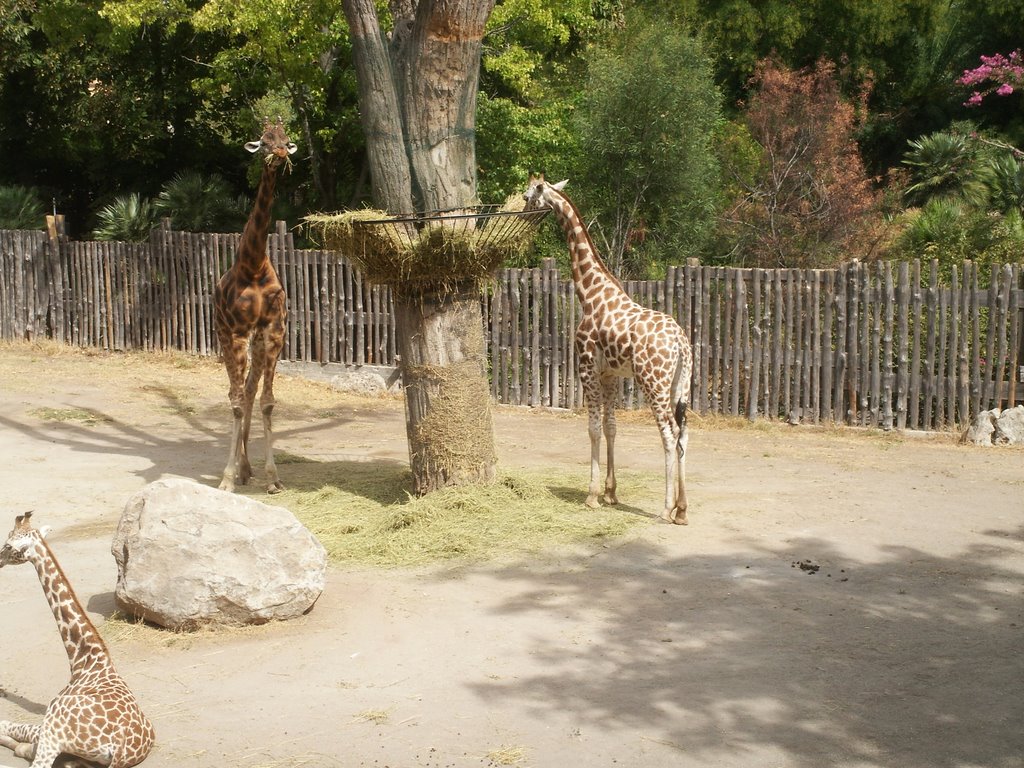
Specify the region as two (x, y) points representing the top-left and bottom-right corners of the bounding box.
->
(2, 222), (1022, 430)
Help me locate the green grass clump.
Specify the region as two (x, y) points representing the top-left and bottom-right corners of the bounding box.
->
(269, 460), (652, 568)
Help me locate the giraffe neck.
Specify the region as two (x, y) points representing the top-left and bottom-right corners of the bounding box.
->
(28, 540), (112, 678)
(547, 192), (626, 306)
(236, 162), (280, 275)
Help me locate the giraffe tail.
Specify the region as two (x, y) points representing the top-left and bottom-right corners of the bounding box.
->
(670, 341), (693, 455)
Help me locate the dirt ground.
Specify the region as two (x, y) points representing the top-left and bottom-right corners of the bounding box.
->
(0, 342), (1021, 768)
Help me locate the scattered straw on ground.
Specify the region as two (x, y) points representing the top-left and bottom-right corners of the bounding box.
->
(272, 460), (653, 569)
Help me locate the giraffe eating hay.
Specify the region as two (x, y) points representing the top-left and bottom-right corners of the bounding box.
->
(214, 119), (297, 494)
(524, 176), (695, 524)
(0, 512), (155, 767)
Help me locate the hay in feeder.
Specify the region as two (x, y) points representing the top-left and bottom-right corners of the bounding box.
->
(304, 196), (543, 296)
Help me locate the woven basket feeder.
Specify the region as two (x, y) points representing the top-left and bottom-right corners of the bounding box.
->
(308, 202), (549, 296)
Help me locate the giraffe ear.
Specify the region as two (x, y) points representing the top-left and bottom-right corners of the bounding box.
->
(551, 179), (569, 191)
(286, 143), (298, 155)
(38, 525), (52, 540)
(244, 141), (262, 154)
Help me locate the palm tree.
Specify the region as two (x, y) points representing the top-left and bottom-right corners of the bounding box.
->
(154, 171), (246, 233)
(0, 185), (45, 230)
(92, 193), (156, 242)
(983, 154), (1024, 214)
(902, 131), (989, 207)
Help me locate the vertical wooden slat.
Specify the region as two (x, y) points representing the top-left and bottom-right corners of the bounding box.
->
(748, 269), (762, 421)
(981, 265), (1000, 411)
(946, 266), (960, 427)
(860, 263), (872, 427)
(960, 261), (975, 422)
(895, 261), (910, 430)
(908, 260), (923, 429)
(993, 264), (1012, 408)
(1007, 265), (1021, 409)
(821, 270), (834, 423)
(881, 261), (895, 430)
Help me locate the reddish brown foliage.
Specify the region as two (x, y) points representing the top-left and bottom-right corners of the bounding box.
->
(722, 57), (886, 268)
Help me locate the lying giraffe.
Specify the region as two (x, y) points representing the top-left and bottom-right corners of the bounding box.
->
(0, 512), (154, 767)
(524, 176), (694, 524)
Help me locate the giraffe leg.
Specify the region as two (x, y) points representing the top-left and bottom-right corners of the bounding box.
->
(260, 314), (285, 494)
(0, 721), (38, 760)
(673, 409), (689, 525)
(240, 332), (268, 488)
(601, 378), (619, 506)
(219, 334), (249, 492)
(260, 368), (283, 494)
(585, 402), (602, 509)
(25, 731), (59, 768)
(579, 362), (604, 509)
(656, 418), (684, 524)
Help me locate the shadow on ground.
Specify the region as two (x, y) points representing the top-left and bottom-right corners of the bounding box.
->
(461, 529), (1024, 768)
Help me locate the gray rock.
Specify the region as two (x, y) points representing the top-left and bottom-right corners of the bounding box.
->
(963, 409), (999, 446)
(330, 369), (388, 396)
(112, 479), (326, 630)
(994, 405), (1024, 445)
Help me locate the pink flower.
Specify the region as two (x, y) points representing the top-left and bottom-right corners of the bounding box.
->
(997, 83), (1015, 96)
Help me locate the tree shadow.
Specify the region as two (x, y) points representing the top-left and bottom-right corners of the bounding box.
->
(460, 527), (1024, 767)
(0, 397), (358, 489)
(255, 457), (412, 506)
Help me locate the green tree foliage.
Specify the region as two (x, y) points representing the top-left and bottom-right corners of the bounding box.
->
(568, 12), (722, 278)
(476, 0), (614, 206)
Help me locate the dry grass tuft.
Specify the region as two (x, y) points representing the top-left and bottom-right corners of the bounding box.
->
(352, 709), (391, 725)
(486, 745), (527, 765)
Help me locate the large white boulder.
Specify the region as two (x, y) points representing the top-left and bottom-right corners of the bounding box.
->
(112, 478), (327, 630)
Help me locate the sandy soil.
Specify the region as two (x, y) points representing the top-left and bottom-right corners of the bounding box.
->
(0, 343), (1021, 768)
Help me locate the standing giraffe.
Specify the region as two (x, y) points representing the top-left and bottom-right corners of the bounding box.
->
(524, 176), (694, 524)
(214, 119), (297, 493)
(0, 512), (155, 767)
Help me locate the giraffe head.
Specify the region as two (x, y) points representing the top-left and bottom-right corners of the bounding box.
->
(0, 511), (50, 568)
(245, 118), (298, 169)
(523, 175), (568, 211)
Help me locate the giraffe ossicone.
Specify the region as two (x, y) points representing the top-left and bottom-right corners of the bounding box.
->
(524, 175), (695, 524)
(0, 512), (155, 767)
(213, 120), (296, 494)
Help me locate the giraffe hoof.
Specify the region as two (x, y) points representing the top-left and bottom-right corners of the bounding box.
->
(603, 492), (618, 506)
(219, 479), (235, 493)
(585, 495), (601, 509)
(673, 513), (689, 526)
(267, 482), (284, 494)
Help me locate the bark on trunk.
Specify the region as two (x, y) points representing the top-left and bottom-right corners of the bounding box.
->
(395, 289), (497, 493)
(342, 0), (499, 494)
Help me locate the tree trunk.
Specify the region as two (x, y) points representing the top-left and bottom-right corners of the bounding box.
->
(395, 289), (496, 494)
(342, 0), (498, 493)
